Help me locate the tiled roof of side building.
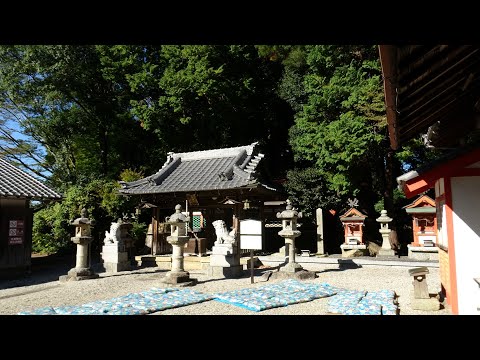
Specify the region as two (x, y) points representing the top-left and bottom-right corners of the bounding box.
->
(0, 158), (62, 199)
(119, 142), (276, 195)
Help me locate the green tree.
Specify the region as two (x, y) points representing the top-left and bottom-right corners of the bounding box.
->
(0, 45), (162, 187)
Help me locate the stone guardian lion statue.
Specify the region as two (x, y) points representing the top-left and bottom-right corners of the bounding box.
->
(212, 220), (236, 245)
(104, 219), (123, 247)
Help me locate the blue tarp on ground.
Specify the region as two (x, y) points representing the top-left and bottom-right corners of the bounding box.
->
(327, 289), (398, 315)
(17, 280), (398, 315)
(213, 279), (398, 314)
(213, 279), (338, 312)
(17, 287), (213, 315)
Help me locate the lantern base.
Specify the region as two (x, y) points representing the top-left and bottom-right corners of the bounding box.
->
(59, 267), (99, 282)
(280, 261), (304, 273)
(162, 270), (197, 286)
(270, 269), (316, 280)
(377, 248), (396, 257)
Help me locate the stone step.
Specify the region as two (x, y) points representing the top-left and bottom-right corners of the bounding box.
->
(134, 254), (211, 271)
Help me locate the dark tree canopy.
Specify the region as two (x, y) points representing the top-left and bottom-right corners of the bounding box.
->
(0, 44), (436, 253)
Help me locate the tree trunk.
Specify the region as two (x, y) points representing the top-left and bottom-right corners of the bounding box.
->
(99, 125), (108, 176)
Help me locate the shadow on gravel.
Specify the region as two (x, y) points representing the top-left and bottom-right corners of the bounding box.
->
(0, 253), (173, 290)
(315, 259), (363, 274)
(0, 253), (74, 290)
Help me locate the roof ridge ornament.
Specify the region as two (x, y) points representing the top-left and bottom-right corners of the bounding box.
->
(347, 198), (359, 208)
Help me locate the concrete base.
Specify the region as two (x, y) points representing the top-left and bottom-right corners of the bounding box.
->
(100, 248), (132, 273)
(408, 245), (439, 261)
(377, 248), (396, 257)
(101, 262), (132, 273)
(135, 255), (210, 270)
(410, 296), (441, 311)
(340, 244), (367, 258)
(207, 265), (243, 278)
(209, 254), (240, 267)
(270, 269), (317, 280)
(59, 267), (99, 282)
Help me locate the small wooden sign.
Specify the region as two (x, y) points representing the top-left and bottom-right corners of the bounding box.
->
(240, 219), (262, 250)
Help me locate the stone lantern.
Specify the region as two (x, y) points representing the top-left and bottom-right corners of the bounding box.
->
(163, 204), (196, 285)
(276, 199), (303, 273)
(59, 208), (99, 282)
(376, 209), (395, 256)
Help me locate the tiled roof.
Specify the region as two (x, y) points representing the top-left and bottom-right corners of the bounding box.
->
(119, 142), (277, 195)
(0, 158), (62, 199)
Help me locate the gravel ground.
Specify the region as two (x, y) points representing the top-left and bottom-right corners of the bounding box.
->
(0, 261), (451, 315)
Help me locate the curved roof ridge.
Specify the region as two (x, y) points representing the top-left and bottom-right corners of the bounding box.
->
(172, 142), (258, 161)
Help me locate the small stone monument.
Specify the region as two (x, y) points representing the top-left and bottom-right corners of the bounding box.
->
(59, 208), (99, 282)
(376, 209), (395, 257)
(408, 267), (440, 311)
(207, 219), (243, 278)
(100, 218), (133, 273)
(339, 199), (368, 257)
(316, 208), (326, 256)
(163, 204), (196, 286)
(271, 200), (315, 280)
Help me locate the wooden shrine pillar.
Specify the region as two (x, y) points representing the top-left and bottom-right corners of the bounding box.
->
(204, 207), (215, 250)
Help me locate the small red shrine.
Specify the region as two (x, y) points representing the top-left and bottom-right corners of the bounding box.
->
(404, 194), (437, 247)
(339, 207), (367, 245)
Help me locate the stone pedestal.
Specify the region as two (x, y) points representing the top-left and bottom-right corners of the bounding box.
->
(407, 245), (439, 261)
(100, 220), (134, 273)
(163, 234), (196, 285)
(378, 231), (395, 256)
(410, 297), (441, 311)
(101, 245), (131, 273)
(340, 244), (367, 257)
(207, 243), (243, 278)
(281, 238), (303, 273)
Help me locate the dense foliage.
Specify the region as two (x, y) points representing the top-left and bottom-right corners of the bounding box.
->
(0, 45), (436, 253)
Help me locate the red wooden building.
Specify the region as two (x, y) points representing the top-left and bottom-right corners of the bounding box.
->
(379, 45), (480, 314)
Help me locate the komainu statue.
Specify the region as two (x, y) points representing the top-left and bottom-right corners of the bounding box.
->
(212, 220), (236, 245)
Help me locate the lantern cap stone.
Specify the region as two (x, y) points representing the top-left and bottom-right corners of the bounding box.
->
(71, 208), (94, 226)
(167, 204), (189, 223)
(276, 199), (302, 219)
(376, 209), (392, 223)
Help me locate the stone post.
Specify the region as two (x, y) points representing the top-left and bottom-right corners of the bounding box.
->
(316, 208), (325, 256)
(59, 208), (99, 282)
(376, 209), (395, 257)
(163, 204), (197, 286)
(408, 266), (440, 311)
(277, 199), (303, 273)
